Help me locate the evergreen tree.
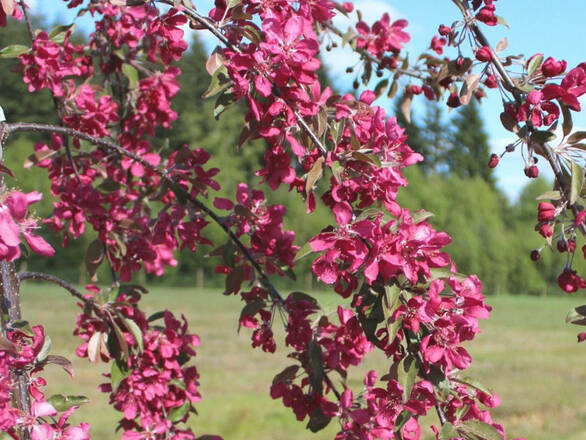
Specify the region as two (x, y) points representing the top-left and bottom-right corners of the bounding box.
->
(450, 99), (495, 185)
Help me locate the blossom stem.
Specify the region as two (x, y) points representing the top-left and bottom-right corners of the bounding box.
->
(18, 1), (34, 43)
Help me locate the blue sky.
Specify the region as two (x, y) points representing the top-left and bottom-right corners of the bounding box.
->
(32, 0), (586, 199)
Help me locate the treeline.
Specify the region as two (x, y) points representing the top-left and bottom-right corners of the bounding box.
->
(0, 18), (579, 295)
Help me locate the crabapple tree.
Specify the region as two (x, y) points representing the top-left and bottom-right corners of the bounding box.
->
(0, 0), (583, 439)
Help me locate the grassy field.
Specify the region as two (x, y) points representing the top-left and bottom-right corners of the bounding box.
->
(17, 284), (586, 440)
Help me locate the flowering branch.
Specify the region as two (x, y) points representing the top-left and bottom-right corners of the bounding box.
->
(2, 122), (285, 304)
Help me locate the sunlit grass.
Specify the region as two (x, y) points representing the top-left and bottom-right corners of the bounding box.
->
(18, 284), (586, 439)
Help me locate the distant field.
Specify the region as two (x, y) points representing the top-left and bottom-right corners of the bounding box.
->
(18, 284), (586, 440)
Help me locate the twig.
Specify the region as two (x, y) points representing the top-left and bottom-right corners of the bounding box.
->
(18, 0), (34, 43)
(19, 271), (86, 303)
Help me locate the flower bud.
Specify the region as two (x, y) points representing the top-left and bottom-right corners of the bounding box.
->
(488, 154), (499, 168)
(541, 57), (567, 77)
(475, 46), (492, 62)
(537, 202), (555, 222)
(530, 250), (540, 261)
(438, 24), (451, 36)
(538, 223), (553, 238)
(524, 165), (539, 178)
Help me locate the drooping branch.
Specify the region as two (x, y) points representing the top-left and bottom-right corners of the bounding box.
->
(450, 0), (585, 236)
(19, 271), (87, 303)
(2, 122), (285, 304)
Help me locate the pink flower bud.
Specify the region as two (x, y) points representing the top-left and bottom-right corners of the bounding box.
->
(342, 2), (354, 12)
(476, 5), (497, 26)
(538, 223), (553, 238)
(537, 202), (555, 222)
(475, 46), (492, 62)
(484, 75), (498, 88)
(541, 57), (567, 77)
(438, 24), (451, 36)
(524, 165), (539, 178)
(530, 250), (540, 261)
(488, 154), (499, 168)
(447, 92), (461, 108)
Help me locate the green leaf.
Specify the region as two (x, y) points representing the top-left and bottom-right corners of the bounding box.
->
(294, 241), (313, 262)
(530, 130), (556, 144)
(214, 90), (235, 120)
(570, 161), (584, 205)
(0, 44), (29, 58)
(36, 336), (52, 363)
(411, 210), (434, 224)
(306, 407), (331, 433)
(202, 65), (230, 99)
(287, 291), (318, 307)
(452, 376), (493, 397)
(561, 104), (573, 137)
(496, 15), (510, 28)
(47, 394), (89, 412)
(438, 422), (459, 439)
(398, 355), (417, 402)
(168, 400), (190, 423)
(49, 23), (75, 44)
(239, 299), (266, 327)
(11, 320), (34, 337)
(527, 54), (544, 77)
(110, 359), (130, 392)
(382, 285), (402, 343)
(458, 420), (503, 440)
(147, 311), (166, 322)
(430, 267), (466, 282)
(97, 178), (122, 193)
(122, 63), (139, 88)
(122, 317), (144, 352)
(170, 182), (189, 205)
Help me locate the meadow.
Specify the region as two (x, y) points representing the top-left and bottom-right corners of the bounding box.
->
(18, 284), (586, 440)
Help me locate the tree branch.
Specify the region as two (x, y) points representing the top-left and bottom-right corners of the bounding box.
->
(2, 122), (285, 304)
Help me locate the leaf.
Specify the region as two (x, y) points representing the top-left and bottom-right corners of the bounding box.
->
(499, 111), (518, 133)
(411, 210), (434, 224)
(214, 90), (234, 120)
(382, 285), (402, 344)
(122, 64), (139, 88)
(401, 94), (412, 123)
(147, 311), (166, 322)
(398, 355), (417, 402)
(205, 51), (224, 76)
(0, 162), (14, 178)
(45, 355), (74, 378)
(224, 265), (245, 295)
(110, 359), (130, 392)
(239, 299), (266, 325)
(561, 104), (573, 138)
(429, 267), (466, 282)
(307, 340), (323, 394)
(374, 79), (389, 98)
(438, 422), (459, 439)
(535, 190), (561, 201)
(47, 394), (89, 412)
(495, 37), (508, 54)
(305, 156), (324, 195)
(0, 336), (17, 356)
(49, 23), (75, 44)
(566, 305), (586, 326)
(306, 408), (331, 433)
(288, 291), (319, 307)
(168, 400), (190, 423)
(459, 74), (481, 106)
(388, 77), (399, 99)
(570, 161), (584, 205)
(11, 320), (33, 337)
(36, 335), (52, 363)
(122, 317), (144, 353)
(24, 149), (56, 168)
(527, 54), (544, 77)
(202, 66), (230, 99)
(496, 15), (510, 28)
(567, 131), (586, 144)
(97, 178), (122, 193)
(225, 0), (242, 10)
(0, 44), (26, 58)
(170, 182), (189, 205)
(272, 365), (299, 386)
(458, 420), (503, 440)
(0, 0), (14, 15)
(87, 331), (102, 363)
(530, 130), (556, 144)
(452, 376), (493, 397)
(85, 239), (104, 279)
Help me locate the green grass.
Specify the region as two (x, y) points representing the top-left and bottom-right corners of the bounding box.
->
(18, 284), (586, 440)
